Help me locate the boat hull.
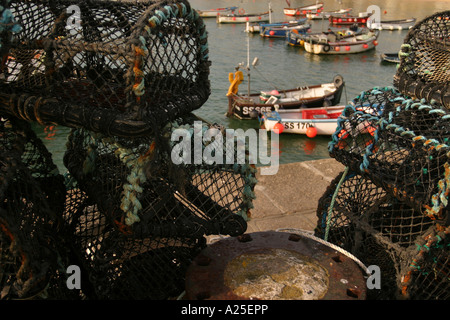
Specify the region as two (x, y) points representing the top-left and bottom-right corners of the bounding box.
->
(284, 3), (324, 16)
(307, 8), (352, 20)
(217, 12), (271, 23)
(227, 80), (345, 119)
(262, 106), (344, 135)
(304, 33), (378, 54)
(371, 18), (416, 30)
(246, 18), (307, 33)
(260, 24), (310, 38)
(329, 15), (370, 25)
(197, 7), (238, 17)
(380, 53), (400, 63)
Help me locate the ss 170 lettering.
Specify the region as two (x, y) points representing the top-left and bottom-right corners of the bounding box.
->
(284, 122), (314, 130)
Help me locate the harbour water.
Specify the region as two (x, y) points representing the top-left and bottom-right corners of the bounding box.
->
(35, 0), (450, 171)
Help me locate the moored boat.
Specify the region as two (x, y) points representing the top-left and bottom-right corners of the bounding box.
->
(307, 8), (352, 20)
(261, 105), (345, 135)
(329, 13), (371, 25)
(226, 72), (345, 119)
(196, 6), (238, 17)
(287, 25), (363, 47)
(246, 18), (307, 33)
(284, 2), (324, 16)
(380, 52), (400, 63)
(217, 11), (271, 24)
(303, 30), (379, 54)
(260, 23), (311, 38)
(369, 18), (416, 30)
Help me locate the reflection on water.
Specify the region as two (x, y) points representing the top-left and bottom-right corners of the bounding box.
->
(36, 0), (449, 169)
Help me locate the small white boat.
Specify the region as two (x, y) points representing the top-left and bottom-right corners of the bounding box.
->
(369, 18), (416, 30)
(304, 30), (379, 54)
(284, 2), (324, 16)
(217, 11), (271, 24)
(246, 18), (307, 33)
(262, 105), (345, 135)
(380, 52), (400, 63)
(306, 8), (352, 20)
(196, 6), (238, 18)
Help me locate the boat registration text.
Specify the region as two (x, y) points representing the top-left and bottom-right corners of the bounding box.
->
(283, 122), (315, 129)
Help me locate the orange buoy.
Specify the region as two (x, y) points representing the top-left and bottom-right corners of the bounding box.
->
(273, 122), (284, 134)
(306, 126), (317, 138)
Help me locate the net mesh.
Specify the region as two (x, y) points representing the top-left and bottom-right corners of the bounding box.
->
(0, 118), (79, 299)
(0, 0), (258, 300)
(62, 117), (256, 299)
(320, 84), (449, 299)
(0, 0), (210, 137)
(394, 10), (450, 108)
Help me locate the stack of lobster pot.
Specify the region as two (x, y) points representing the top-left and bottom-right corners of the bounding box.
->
(316, 11), (449, 300)
(0, 0), (257, 299)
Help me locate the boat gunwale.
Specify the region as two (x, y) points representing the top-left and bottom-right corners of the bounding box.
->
(230, 83), (342, 108)
(305, 35), (378, 46)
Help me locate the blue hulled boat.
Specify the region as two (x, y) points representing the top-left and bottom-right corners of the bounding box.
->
(260, 22), (311, 38)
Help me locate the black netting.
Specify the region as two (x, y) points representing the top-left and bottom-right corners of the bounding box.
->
(0, 118), (79, 299)
(329, 87), (450, 221)
(60, 116), (255, 299)
(0, 0), (258, 300)
(394, 10), (450, 108)
(316, 170), (441, 299)
(0, 0), (210, 137)
(320, 71), (449, 298)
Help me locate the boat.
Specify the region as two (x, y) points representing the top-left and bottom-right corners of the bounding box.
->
(303, 30), (379, 54)
(226, 70), (345, 119)
(260, 23), (311, 38)
(261, 105), (345, 135)
(246, 18), (307, 33)
(284, 2), (324, 16)
(286, 25), (364, 47)
(369, 18), (416, 30)
(329, 13), (371, 25)
(380, 52), (400, 63)
(306, 8), (352, 20)
(217, 10), (271, 24)
(196, 6), (238, 18)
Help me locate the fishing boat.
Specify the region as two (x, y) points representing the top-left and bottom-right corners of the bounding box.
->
(196, 6), (238, 17)
(217, 10), (271, 24)
(260, 23), (311, 38)
(329, 13), (371, 25)
(369, 18), (416, 30)
(226, 69), (345, 119)
(284, 2), (324, 16)
(286, 25), (363, 47)
(303, 30), (379, 54)
(261, 105), (345, 135)
(306, 8), (352, 20)
(380, 52), (400, 63)
(246, 18), (307, 33)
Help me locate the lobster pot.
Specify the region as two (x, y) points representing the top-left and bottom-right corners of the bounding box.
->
(394, 10), (450, 108)
(62, 116), (257, 299)
(329, 87), (450, 221)
(316, 170), (447, 299)
(63, 185), (207, 299)
(0, 118), (78, 300)
(0, 0), (210, 137)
